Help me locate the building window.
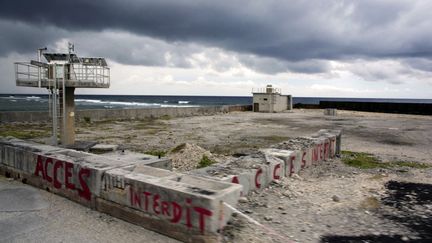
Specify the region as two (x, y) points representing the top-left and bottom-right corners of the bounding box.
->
(263, 98), (268, 101)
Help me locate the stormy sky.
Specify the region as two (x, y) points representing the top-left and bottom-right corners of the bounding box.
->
(1, 0), (431, 97)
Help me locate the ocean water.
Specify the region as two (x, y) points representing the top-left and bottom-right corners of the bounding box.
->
(0, 94), (431, 112)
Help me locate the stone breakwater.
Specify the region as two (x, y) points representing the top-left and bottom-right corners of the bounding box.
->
(0, 128), (341, 242)
(190, 129), (342, 196)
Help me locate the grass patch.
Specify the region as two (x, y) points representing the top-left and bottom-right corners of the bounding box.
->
(368, 174), (388, 180)
(390, 161), (431, 169)
(342, 151), (431, 169)
(159, 115), (171, 120)
(360, 196), (380, 210)
(145, 150), (167, 158)
(198, 155), (216, 168)
(341, 151), (384, 169)
(0, 130), (49, 139)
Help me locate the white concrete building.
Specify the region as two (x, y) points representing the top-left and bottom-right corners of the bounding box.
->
(252, 84), (293, 112)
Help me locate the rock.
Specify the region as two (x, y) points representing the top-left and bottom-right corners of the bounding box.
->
(264, 216), (272, 221)
(278, 206), (285, 210)
(401, 236), (409, 242)
(244, 210), (253, 214)
(292, 174), (304, 180)
(283, 190), (296, 198)
(273, 180), (282, 185)
(238, 197), (249, 203)
(332, 195), (341, 202)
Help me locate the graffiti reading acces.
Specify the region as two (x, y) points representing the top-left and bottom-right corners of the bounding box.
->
(34, 155), (92, 200)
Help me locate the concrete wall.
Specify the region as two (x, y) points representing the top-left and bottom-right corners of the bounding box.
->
(0, 137), (242, 242)
(190, 129), (342, 196)
(320, 101), (432, 115)
(0, 105), (252, 123)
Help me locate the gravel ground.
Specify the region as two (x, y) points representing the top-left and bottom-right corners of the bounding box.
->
(1, 109), (432, 242)
(223, 158), (432, 243)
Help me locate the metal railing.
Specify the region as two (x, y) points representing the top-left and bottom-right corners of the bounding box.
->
(68, 63), (110, 85)
(252, 87), (282, 94)
(15, 62), (47, 81)
(14, 62), (110, 86)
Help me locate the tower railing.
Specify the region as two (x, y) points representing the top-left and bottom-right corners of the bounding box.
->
(14, 62), (110, 86)
(15, 62), (47, 81)
(252, 87), (282, 94)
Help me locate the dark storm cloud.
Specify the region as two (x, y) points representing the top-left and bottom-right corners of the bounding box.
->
(1, 0), (432, 73)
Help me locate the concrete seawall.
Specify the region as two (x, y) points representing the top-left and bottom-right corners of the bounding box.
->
(320, 101), (432, 115)
(0, 105), (252, 123)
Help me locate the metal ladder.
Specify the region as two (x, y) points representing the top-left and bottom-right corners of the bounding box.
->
(47, 65), (66, 146)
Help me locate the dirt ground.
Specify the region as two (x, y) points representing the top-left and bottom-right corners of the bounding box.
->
(71, 109), (432, 164)
(2, 109), (432, 242)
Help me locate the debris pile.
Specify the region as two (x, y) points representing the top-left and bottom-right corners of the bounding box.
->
(168, 143), (217, 171)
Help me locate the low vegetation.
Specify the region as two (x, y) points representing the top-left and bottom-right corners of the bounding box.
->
(342, 151), (431, 169)
(0, 130), (48, 139)
(0, 123), (50, 140)
(360, 196), (380, 210)
(144, 150), (167, 158)
(197, 155), (216, 168)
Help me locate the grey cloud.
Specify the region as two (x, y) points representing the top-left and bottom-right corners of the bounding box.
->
(69, 31), (200, 68)
(0, 20), (66, 57)
(2, 0), (432, 62)
(238, 55), (330, 74)
(2, 0), (432, 81)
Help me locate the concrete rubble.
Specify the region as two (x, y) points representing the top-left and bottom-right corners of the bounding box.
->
(0, 128), (341, 242)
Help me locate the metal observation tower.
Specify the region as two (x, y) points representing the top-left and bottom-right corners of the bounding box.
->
(14, 43), (110, 146)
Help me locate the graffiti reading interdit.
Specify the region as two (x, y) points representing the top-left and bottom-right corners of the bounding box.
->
(129, 187), (213, 233)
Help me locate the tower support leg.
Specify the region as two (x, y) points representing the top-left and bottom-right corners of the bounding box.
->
(60, 87), (75, 145)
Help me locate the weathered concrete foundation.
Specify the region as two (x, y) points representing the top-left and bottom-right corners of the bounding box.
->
(190, 130), (342, 196)
(0, 137), (242, 242)
(0, 128), (341, 242)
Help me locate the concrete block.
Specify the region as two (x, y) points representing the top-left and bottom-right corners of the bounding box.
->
(324, 108), (337, 116)
(191, 161), (274, 195)
(261, 148), (297, 177)
(90, 144), (119, 152)
(100, 167), (242, 234)
(308, 138), (324, 164)
(300, 147), (313, 168)
(317, 132), (337, 159)
(319, 129), (342, 156)
(224, 153), (273, 191)
(264, 153), (285, 181)
(98, 150), (172, 170)
(221, 173), (253, 196)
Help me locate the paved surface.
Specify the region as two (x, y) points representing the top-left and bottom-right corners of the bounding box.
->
(0, 176), (179, 243)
